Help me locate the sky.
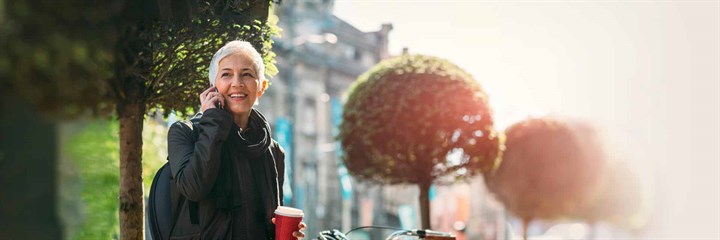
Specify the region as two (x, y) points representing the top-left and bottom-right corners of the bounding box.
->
(334, 1), (719, 238)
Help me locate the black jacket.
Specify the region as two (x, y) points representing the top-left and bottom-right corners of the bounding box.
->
(167, 108), (285, 239)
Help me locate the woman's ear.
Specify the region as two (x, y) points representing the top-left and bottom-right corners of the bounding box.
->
(258, 79), (269, 97)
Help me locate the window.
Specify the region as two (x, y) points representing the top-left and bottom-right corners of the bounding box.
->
(343, 45), (355, 60)
(301, 97), (316, 135)
(354, 49), (362, 61)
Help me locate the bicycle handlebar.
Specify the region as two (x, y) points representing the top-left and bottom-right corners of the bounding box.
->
(386, 229), (455, 240)
(317, 227), (454, 240)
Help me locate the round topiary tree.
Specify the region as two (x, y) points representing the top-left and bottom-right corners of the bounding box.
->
(485, 117), (606, 240)
(339, 54), (502, 229)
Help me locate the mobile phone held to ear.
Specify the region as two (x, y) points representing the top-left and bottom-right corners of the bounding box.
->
(214, 87), (222, 109)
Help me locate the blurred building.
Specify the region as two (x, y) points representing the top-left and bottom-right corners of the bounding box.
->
(265, 2), (511, 239)
(263, 0), (393, 238)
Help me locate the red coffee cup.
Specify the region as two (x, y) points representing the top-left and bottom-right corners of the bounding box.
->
(274, 206), (304, 240)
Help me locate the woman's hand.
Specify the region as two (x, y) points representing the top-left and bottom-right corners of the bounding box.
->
(271, 218), (307, 239)
(200, 86), (224, 112)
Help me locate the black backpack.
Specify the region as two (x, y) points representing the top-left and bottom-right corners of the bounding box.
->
(147, 119), (201, 240)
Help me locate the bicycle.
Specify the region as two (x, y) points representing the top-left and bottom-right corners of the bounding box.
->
(317, 226), (455, 240)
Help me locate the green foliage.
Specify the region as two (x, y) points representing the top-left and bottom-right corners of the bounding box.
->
(66, 119), (171, 239)
(263, 13), (281, 83)
(486, 117), (606, 221)
(141, 120), (169, 193)
(340, 54), (501, 185)
(66, 121), (120, 239)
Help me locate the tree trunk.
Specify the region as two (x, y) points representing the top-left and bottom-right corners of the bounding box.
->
(419, 181), (432, 230)
(115, 1), (154, 238)
(522, 218), (529, 240)
(118, 102), (145, 240)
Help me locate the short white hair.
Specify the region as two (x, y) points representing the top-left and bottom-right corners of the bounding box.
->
(208, 40), (265, 86)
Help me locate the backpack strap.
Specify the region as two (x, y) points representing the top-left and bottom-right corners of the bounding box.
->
(168, 161), (193, 233)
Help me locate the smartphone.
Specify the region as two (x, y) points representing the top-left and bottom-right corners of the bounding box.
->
(213, 87), (222, 109)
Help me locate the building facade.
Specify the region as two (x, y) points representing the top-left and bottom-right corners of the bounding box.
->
(262, 1), (393, 238)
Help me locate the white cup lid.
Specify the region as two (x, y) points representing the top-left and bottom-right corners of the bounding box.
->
(274, 206), (304, 217)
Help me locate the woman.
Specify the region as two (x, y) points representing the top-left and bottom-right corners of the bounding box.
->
(168, 40), (306, 239)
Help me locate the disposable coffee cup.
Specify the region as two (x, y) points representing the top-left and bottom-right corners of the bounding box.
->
(274, 206), (304, 240)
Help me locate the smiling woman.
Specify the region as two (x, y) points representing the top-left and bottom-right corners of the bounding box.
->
(205, 41), (271, 133)
(211, 51), (267, 128)
(164, 40), (306, 239)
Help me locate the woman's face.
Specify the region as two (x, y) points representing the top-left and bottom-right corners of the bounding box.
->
(215, 52), (266, 116)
